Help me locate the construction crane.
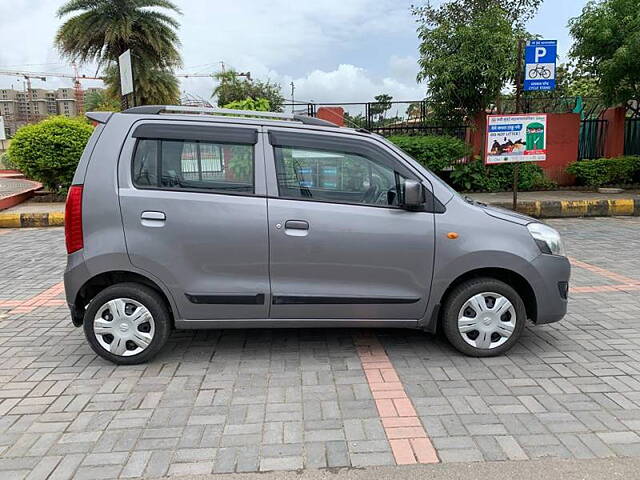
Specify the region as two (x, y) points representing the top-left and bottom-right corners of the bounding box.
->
(0, 65), (103, 115)
(0, 68), (228, 116)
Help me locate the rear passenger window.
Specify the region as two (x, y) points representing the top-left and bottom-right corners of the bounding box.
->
(132, 139), (254, 194)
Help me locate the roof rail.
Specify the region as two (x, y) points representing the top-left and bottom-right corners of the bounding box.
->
(122, 105), (338, 127)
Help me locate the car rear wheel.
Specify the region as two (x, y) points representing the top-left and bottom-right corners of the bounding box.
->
(83, 283), (170, 365)
(441, 278), (526, 357)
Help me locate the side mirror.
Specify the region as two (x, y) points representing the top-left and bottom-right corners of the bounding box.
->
(402, 179), (426, 210)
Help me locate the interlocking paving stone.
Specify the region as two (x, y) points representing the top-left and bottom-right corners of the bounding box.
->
(1, 219), (640, 475)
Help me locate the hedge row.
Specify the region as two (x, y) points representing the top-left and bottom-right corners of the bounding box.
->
(566, 156), (640, 187)
(388, 135), (555, 192)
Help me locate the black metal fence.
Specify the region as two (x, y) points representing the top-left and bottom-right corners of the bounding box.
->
(578, 118), (608, 160)
(283, 100), (470, 139)
(285, 97), (606, 141)
(625, 117), (640, 156)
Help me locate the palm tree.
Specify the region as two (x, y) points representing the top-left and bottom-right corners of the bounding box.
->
(55, 0), (182, 69)
(103, 64), (180, 106)
(55, 0), (182, 105)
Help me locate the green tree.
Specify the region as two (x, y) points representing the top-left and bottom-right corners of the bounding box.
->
(343, 112), (367, 128)
(569, 0), (640, 105)
(7, 116), (94, 193)
(406, 102), (422, 119)
(55, 0), (182, 105)
(413, 0), (543, 123)
(369, 94), (393, 120)
(223, 98), (271, 111)
(103, 64), (180, 105)
(84, 89), (121, 112)
(213, 70), (284, 111)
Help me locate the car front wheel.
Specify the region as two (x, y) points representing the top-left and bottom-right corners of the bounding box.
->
(442, 277), (526, 357)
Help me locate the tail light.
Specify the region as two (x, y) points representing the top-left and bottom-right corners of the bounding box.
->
(65, 185), (84, 254)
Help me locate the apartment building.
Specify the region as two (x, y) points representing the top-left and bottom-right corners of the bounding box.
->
(0, 87), (105, 136)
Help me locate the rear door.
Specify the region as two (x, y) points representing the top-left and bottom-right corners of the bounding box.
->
(118, 120), (270, 321)
(264, 128), (435, 320)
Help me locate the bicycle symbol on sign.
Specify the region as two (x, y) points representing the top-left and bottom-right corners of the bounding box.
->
(528, 64), (552, 79)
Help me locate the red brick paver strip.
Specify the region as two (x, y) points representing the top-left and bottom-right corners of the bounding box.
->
(354, 331), (439, 465)
(569, 257), (640, 293)
(0, 281), (65, 314)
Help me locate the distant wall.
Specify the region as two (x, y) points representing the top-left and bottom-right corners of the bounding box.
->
(317, 107), (345, 127)
(602, 106), (626, 158)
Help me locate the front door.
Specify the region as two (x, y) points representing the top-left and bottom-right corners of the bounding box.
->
(264, 128), (435, 320)
(119, 121), (270, 320)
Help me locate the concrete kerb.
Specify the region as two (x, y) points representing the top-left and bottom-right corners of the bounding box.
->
(491, 198), (640, 218)
(0, 212), (65, 228)
(0, 199), (638, 228)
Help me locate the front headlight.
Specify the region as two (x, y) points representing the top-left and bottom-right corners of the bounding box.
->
(527, 223), (565, 256)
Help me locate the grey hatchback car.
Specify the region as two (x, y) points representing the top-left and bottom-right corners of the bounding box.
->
(64, 105), (570, 365)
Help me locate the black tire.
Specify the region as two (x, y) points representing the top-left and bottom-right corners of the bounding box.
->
(83, 283), (171, 365)
(441, 277), (526, 357)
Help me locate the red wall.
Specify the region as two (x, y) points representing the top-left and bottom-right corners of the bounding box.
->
(542, 113), (581, 186)
(602, 106), (626, 158)
(470, 112), (580, 186)
(317, 107), (345, 126)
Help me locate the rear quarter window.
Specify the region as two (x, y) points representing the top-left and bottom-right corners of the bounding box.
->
(132, 138), (255, 194)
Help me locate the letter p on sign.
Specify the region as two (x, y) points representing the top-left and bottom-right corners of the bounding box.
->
(535, 47), (547, 63)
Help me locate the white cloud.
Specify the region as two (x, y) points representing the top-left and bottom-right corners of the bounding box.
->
(1, 0), (425, 106)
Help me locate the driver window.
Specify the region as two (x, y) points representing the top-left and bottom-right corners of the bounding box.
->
(274, 146), (406, 206)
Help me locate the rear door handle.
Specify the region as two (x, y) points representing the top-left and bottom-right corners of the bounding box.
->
(141, 211), (166, 227)
(285, 220), (309, 230)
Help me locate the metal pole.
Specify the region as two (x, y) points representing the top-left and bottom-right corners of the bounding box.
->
(290, 82), (295, 114)
(513, 38), (525, 211)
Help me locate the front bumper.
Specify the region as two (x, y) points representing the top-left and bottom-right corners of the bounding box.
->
(529, 254), (571, 325)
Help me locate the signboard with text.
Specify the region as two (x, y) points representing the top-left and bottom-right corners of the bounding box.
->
(486, 114), (547, 164)
(0, 116), (6, 141)
(524, 40), (557, 91)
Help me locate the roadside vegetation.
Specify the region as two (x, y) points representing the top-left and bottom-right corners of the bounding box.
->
(7, 117), (93, 193)
(567, 156), (640, 187)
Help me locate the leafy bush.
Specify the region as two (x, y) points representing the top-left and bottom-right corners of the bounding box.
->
(388, 135), (470, 172)
(0, 151), (17, 170)
(566, 156), (640, 187)
(223, 97), (271, 111)
(7, 116), (93, 193)
(450, 158), (556, 192)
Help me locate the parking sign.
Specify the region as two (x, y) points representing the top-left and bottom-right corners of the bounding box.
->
(524, 40), (557, 91)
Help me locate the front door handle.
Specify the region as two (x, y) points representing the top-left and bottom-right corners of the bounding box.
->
(283, 219), (309, 237)
(141, 211), (166, 227)
(285, 220), (309, 230)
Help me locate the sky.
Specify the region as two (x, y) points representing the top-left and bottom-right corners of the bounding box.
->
(0, 0), (589, 107)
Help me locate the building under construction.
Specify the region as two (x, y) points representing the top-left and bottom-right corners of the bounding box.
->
(0, 87), (105, 136)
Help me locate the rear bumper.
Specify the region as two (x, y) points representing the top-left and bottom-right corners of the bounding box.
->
(63, 250), (90, 327)
(529, 254), (571, 325)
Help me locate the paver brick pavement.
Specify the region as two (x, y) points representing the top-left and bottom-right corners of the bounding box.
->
(0, 217), (640, 477)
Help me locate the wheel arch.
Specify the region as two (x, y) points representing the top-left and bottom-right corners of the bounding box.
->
(71, 270), (176, 327)
(435, 267), (537, 330)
